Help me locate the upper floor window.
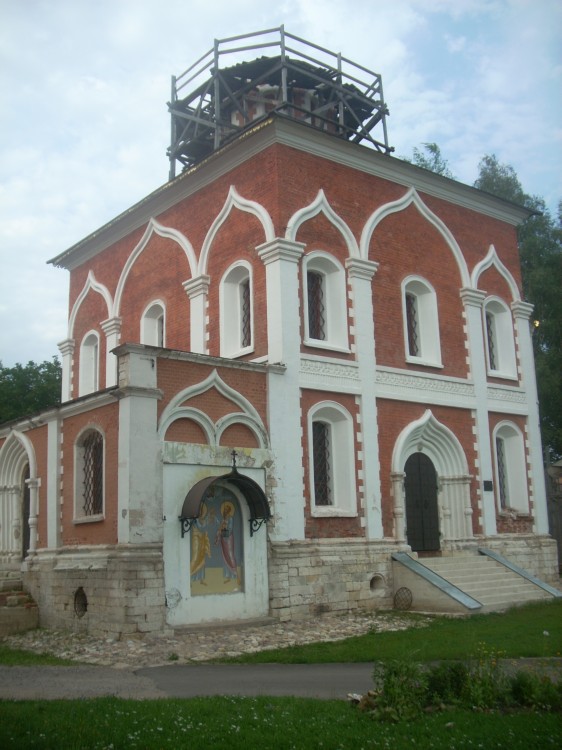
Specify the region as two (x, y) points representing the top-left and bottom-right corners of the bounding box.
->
(483, 298), (517, 378)
(79, 331), (100, 396)
(303, 252), (348, 351)
(75, 428), (104, 521)
(401, 276), (442, 367)
(492, 422), (528, 513)
(220, 262), (253, 357)
(308, 402), (356, 516)
(141, 301), (165, 347)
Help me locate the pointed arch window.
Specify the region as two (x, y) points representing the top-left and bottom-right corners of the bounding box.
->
(220, 262), (254, 357)
(79, 331), (100, 396)
(141, 301), (166, 347)
(401, 277), (442, 367)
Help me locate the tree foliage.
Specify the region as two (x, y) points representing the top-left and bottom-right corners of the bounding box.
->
(0, 358), (62, 424)
(408, 142), (455, 179)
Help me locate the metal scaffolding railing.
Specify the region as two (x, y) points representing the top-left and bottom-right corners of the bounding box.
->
(167, 26), (392, 178)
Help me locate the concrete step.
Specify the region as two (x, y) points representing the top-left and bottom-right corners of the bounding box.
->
(413, 552), (557, 613)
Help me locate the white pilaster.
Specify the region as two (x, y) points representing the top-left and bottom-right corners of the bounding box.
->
(391, 472), (406, 542)
(512, 300), (549, 533)
(258, 238), (306, 541)
(184, 275), (210, 354)
(116, 349), (163, 544)
(101, 316), (122, 388)
(46, 418), (60, 550)
(346, 258), (383, 538)
(57, 338), (75, 402)
(460, 288), (497, 534)
(25, 477), (40, 555)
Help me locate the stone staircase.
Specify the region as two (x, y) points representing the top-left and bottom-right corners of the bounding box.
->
(0, 579), (39, 636)
(421, 553), (556, 613)
(392, 549), (562, 614)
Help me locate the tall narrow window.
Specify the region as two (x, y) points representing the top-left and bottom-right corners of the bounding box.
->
(75, 428), (104, 520)
(312, 421), (332, 506)
(303, 253), (348, 351)
(486, 312), (497, 370)
(79, 331), (100, 396)
(308, 402), (356, 516)
(495, 436), (508, 509)
(220, 263), (253, 357)
(401, 277), (442, 367)
(240, 278), (251, 348)
(307, 271), (326, 341)
(141, 301), (166, 347)
(493, 422), (528, 513)
(405, 292), (420, 357)
(483, 298), (516, 378)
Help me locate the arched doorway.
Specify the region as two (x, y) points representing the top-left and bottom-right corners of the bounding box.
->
(404, 453), (440, 552)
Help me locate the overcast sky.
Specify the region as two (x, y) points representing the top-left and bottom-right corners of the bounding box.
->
(1, 0), (560, 367)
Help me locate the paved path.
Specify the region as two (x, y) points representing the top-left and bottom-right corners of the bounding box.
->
(0, 663), (375, 701)
(2, 659), (560, 702)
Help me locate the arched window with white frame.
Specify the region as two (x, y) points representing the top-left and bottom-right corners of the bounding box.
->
(303, 252), (349, 351)
(141, 300), (166, 347)
(493, 422), (529, 513)
(308, 401), (356, 516)
(74, 427), (105, 521)
(483, 297), (517, 378)
(220, 262), (253, 357)
(79, 331), (100, 396)
(401, 276), (442, 367)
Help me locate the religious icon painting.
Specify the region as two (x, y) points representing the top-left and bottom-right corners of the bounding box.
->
(189, 485), (244, 596)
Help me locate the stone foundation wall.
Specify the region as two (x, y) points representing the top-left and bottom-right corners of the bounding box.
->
(268, 539), (405, 621)
(23, 544), (169, 638)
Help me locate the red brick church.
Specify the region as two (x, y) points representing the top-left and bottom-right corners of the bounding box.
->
(1, 28), (558, 636)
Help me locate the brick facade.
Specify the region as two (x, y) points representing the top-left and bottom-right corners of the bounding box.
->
(1, 115), (556, 636)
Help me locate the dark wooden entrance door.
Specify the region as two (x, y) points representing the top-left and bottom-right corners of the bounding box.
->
(404, 453), (440, 552)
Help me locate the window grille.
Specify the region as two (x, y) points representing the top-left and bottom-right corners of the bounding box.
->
(405, 292), (420, 356)
(82, 431), (103, 516)
(486, 312), (497, 370)
(240, 278), (251, 348)
(157, 314), (165, 347)
(312, 421), (331, 505)
(496, 436), (508, 509)
(307, 271), (326, 340)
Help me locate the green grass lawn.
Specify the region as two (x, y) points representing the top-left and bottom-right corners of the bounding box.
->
(0, 644), (73, 666)
(223, 599), (562, 664)
(0, 696), (560, 749)
(1, 600), (561, 749)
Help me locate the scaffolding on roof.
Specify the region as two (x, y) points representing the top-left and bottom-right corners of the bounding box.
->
(167, 26), (392, 179)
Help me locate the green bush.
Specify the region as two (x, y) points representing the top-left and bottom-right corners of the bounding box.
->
(509, 670), (562, 711)
(368, 660), (428, 721)
(426, 661), (470, 704)
(361, 645), (562, 722)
